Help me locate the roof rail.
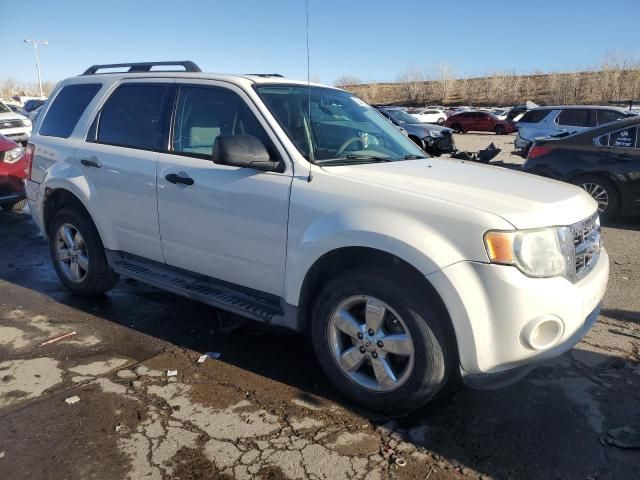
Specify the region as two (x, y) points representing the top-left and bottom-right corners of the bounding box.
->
(246, 73), (283, 78)
(82, 61), (202, 75)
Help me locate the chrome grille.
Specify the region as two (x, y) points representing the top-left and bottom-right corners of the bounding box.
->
(0, 119), (24, 129)
(571, 213), (601, 281)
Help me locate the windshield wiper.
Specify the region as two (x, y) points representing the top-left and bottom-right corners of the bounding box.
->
(316, 155), (392, 166)
(403, 154), (428, 159)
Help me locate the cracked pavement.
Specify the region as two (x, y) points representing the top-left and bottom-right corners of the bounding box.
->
(1, 207), (639, 480)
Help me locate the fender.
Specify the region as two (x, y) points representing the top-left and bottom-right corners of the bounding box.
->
(38, 162), (115, 249)
(285, 206), (476, 306)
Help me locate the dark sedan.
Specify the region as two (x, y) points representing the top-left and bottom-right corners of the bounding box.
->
(522, 117), (640, 220)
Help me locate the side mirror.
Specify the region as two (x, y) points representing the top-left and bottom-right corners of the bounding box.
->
(212, 135), (277, 171)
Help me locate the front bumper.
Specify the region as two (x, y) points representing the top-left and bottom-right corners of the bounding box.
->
(1, 128), (31, 145)
(427, 248), (609, 377)
(423, 133), (455, 155)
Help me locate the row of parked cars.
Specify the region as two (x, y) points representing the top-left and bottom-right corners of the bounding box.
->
(0, 98), (47, 146)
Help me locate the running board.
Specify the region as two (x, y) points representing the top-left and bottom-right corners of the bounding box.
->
(106, 251), (284, 324)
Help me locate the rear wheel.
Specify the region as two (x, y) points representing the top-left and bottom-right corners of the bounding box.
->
(311, 269), (454, 413)
(451, 123), (463, 133)
(437, 118), (445, 126)
(0, 199), (27, 212)
(575, 175), (619, 221)
(49, 208), (119, 295)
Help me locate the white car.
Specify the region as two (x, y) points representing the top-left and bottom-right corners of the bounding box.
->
(0, 100), (32, 144)
(26, 61), (608, 413)
(411, 108), (447, 125)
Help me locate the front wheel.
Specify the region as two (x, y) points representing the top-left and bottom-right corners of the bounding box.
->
(495, 125), (505, 135)
(311, 269), (454, 413)
(575, 175), (619, 221)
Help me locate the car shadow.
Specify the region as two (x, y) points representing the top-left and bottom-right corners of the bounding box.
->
(1, 211), (639, 479)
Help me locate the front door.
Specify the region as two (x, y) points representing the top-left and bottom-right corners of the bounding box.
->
(156, 82), (292, 296)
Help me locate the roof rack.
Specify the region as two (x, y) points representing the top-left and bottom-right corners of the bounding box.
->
(82, 61), (202, 75)
(246, 73), (283, 78)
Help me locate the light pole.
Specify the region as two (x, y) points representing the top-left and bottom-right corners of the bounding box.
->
(24, 39), (48, 97)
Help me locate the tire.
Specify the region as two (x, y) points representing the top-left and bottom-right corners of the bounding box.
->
(574, 175), (619, 222)
(437, 118), (445, 126)
(451, 123), (463, 133)
(311, 268), (455, 413)
(49, 207), (119, 295)
(495, 125), (505, 135)
(1, 199), (27, 212)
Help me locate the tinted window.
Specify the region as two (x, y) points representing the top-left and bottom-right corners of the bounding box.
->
(519, 109), (550, 124)
(97, 84), (169, 150)
(597, 110), (624, 125)
(40, 84), (101, 138)
(608, 126), (638, 148)
(171, 86), (277, 159)
(557, 109), (594, 127)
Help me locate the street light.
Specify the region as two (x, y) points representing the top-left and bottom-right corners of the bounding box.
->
(24, 39), (48, 98)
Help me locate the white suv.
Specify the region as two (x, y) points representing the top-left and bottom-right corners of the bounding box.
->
(26, 61), (608, 413)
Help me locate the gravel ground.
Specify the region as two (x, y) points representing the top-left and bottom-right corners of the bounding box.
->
(0, 199), (639, 480)
(450, 132), (524, 165)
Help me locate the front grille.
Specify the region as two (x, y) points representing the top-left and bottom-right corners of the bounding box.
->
(571, 213), (600, 281)
(438, 133), (454, 151)
(0, 119), (24, 129)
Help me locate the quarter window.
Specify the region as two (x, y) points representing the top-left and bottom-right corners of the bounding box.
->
(608, 126), (638, 148)
(171, 86), (277, 160)
(40, 84), (101, 138)
(97, 84), (169, 150)
(597, 110), (624, 125)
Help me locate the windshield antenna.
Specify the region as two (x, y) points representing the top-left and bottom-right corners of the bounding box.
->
(305, 0), (314, 182)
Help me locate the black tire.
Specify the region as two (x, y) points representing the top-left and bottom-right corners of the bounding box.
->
(49, 207), (119, 295)
(1, 199), (27, 212)
(574, 175), (619, 222)
(437, 118), (445, 126)
(311, 268), (455, 413)
(495, 125), (505, 135)
(451, 123), (463, 133)
(408, 136), (425, 150)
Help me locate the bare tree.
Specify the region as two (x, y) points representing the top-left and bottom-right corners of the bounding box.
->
(396, 65), (428, 104)
(334, 74), (362, 88)
(437, 62), (453, 103)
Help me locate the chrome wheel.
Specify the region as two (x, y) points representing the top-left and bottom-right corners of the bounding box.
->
(327, 296), (415, 392)
(580, 182), (609, 213)
(54, 223), (89, 283)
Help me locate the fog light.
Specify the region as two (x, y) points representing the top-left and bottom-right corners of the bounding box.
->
(520, 316), (564, 350)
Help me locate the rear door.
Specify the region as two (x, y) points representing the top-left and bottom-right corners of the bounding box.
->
(556, 108), (595, 133)
(74, 79), (172, 262)
(476, 113), (494, 132)
(156, 80), (292, 296)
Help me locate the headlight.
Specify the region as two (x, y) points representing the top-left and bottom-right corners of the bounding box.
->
(23, 118), (32, 127)
(3, 147), (24, 164)
(428, 130), (443, 139)
(484, 227), (574, 278)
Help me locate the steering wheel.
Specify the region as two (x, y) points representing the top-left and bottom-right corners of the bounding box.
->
(336, 137), (364, 156)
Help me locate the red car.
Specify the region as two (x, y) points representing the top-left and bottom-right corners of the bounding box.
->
(0, 133), (27, 212)
(445, 111), (517, 135)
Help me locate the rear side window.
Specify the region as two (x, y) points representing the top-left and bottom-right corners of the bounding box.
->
(597, 110), (624, 125)
(519, 109), (550, 124)
(97, 84), (169, 151)
(609, 126), (638, 148)
(557, 109), (594, 127)
(40, 84), (101, 138)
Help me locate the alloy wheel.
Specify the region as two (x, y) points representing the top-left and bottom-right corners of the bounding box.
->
(327, 295), (415, 392)
(54, 223), (89, 283)
(580, 182), (609, 213)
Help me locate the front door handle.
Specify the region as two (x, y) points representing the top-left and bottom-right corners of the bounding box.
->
(165, 173), (194, 186)
(80, 157), (102, 168)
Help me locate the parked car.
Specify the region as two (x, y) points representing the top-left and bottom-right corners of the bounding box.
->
(376, 106), (455, 155)
(0, 100), (32, 144)
(410, 108), (447, 125)
(522, 117), (640, 221)
(26, 61), (608, 413)
(491, 109), (509, 121)
(0, 133), (27, 212)
(20, 98), (46, 116)
(445, 111), (516, 134)
(515, 106), (636, 154)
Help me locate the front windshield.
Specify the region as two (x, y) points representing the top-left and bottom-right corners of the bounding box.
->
(385, 109), (420, 124)
(0, 102), (10, 114)
(256, 85), (426, 164)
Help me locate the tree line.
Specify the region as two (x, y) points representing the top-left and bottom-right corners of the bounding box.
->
(336, 53), (640, 107)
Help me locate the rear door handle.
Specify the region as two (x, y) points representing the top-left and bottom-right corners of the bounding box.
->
(607, 153), (633, 162)
(80, 157), (102, 168)
(165, 173), (194, 186)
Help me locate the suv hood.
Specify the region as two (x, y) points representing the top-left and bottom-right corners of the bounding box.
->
(0, 112), (28, 122)
(324, 158), (596, 229)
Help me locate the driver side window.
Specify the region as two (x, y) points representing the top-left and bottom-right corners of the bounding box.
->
(171, 85), (278, 160)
